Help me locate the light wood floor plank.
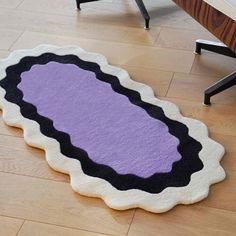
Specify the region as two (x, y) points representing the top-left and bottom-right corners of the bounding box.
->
(163, 97), (236, 136)
(0, 8), (160, 46)
(17, 221), (108, 236)
(200, 170), (236, 212)
(212, 133), (236, 172)
(0, 29), (22, 50)
(0, 172), (134, 236)
(0, 0), (23, 9)
(0, 134), (69, 182)
(155, 27), (218, 51)
(191, 53), (236, 77)
(128, 206), (236, 236)
(119, 65), (173, 97)
(0, 50), (10, 59)
(0, 215), (23, 236)
(16, 0), (205, 31)
(167, 73), (236, 105)
(11, 31), (195, 73)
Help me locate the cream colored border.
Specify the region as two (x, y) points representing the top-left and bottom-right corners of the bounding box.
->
(0, 45), (225, 213)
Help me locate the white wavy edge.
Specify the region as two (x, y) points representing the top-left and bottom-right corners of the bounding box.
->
(0, 45), (226, 213)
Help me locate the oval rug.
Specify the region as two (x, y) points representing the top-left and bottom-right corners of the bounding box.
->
(0, 45), (225, 213)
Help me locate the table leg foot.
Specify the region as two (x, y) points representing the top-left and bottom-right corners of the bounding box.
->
(195, 39), (236, 58)
(203, 71), (236, 105)
(135, 0), (150, 29)
(76, 0), (81, 10)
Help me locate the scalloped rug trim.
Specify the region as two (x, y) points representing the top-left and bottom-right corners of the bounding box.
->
(0, 45), (225, 213)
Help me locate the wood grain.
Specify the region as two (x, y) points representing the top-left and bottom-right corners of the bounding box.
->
(173, 0), (236, 53)
(17, 221), (107, 236)
(167, 73), (236, 104)
(10, 31), (196, 73)
(191, 52), (236, 77)
(0, 1), (235, 236)
(0, 215), (23, 236)
(155, 27), (218, 50)
(0, 134), (69, 182)
(128, 206), (236, 236)
(162, 97), (236, 136)
(0, 50), (10, 59)
(0, 172), (134, 236)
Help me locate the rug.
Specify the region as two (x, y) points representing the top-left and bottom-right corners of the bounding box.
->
(0, 45), (225, 213)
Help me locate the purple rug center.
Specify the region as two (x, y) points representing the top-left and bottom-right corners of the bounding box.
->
(18, 62), (181, 178)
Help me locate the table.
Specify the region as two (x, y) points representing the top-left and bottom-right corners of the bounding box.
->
(75, 0), (235, 105)
(172, 0), (236, 105)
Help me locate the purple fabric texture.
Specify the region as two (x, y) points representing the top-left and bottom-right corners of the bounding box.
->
(18, 62), (181, 178)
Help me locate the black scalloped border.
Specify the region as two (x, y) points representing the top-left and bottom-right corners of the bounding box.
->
(0, 53), (203, 193)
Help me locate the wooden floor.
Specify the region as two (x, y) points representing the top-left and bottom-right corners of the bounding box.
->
(0, 0), (236, 235)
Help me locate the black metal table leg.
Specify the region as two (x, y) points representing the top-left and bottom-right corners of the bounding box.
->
(195, 39), (236, 58)
(204, 72), (236, 105)
(76, 0), (81, 10)
(76, 0), (99, 10)
(194, 39), (236, 105)
(134, 0), (150, 29)
(75, 0), (150, 29)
